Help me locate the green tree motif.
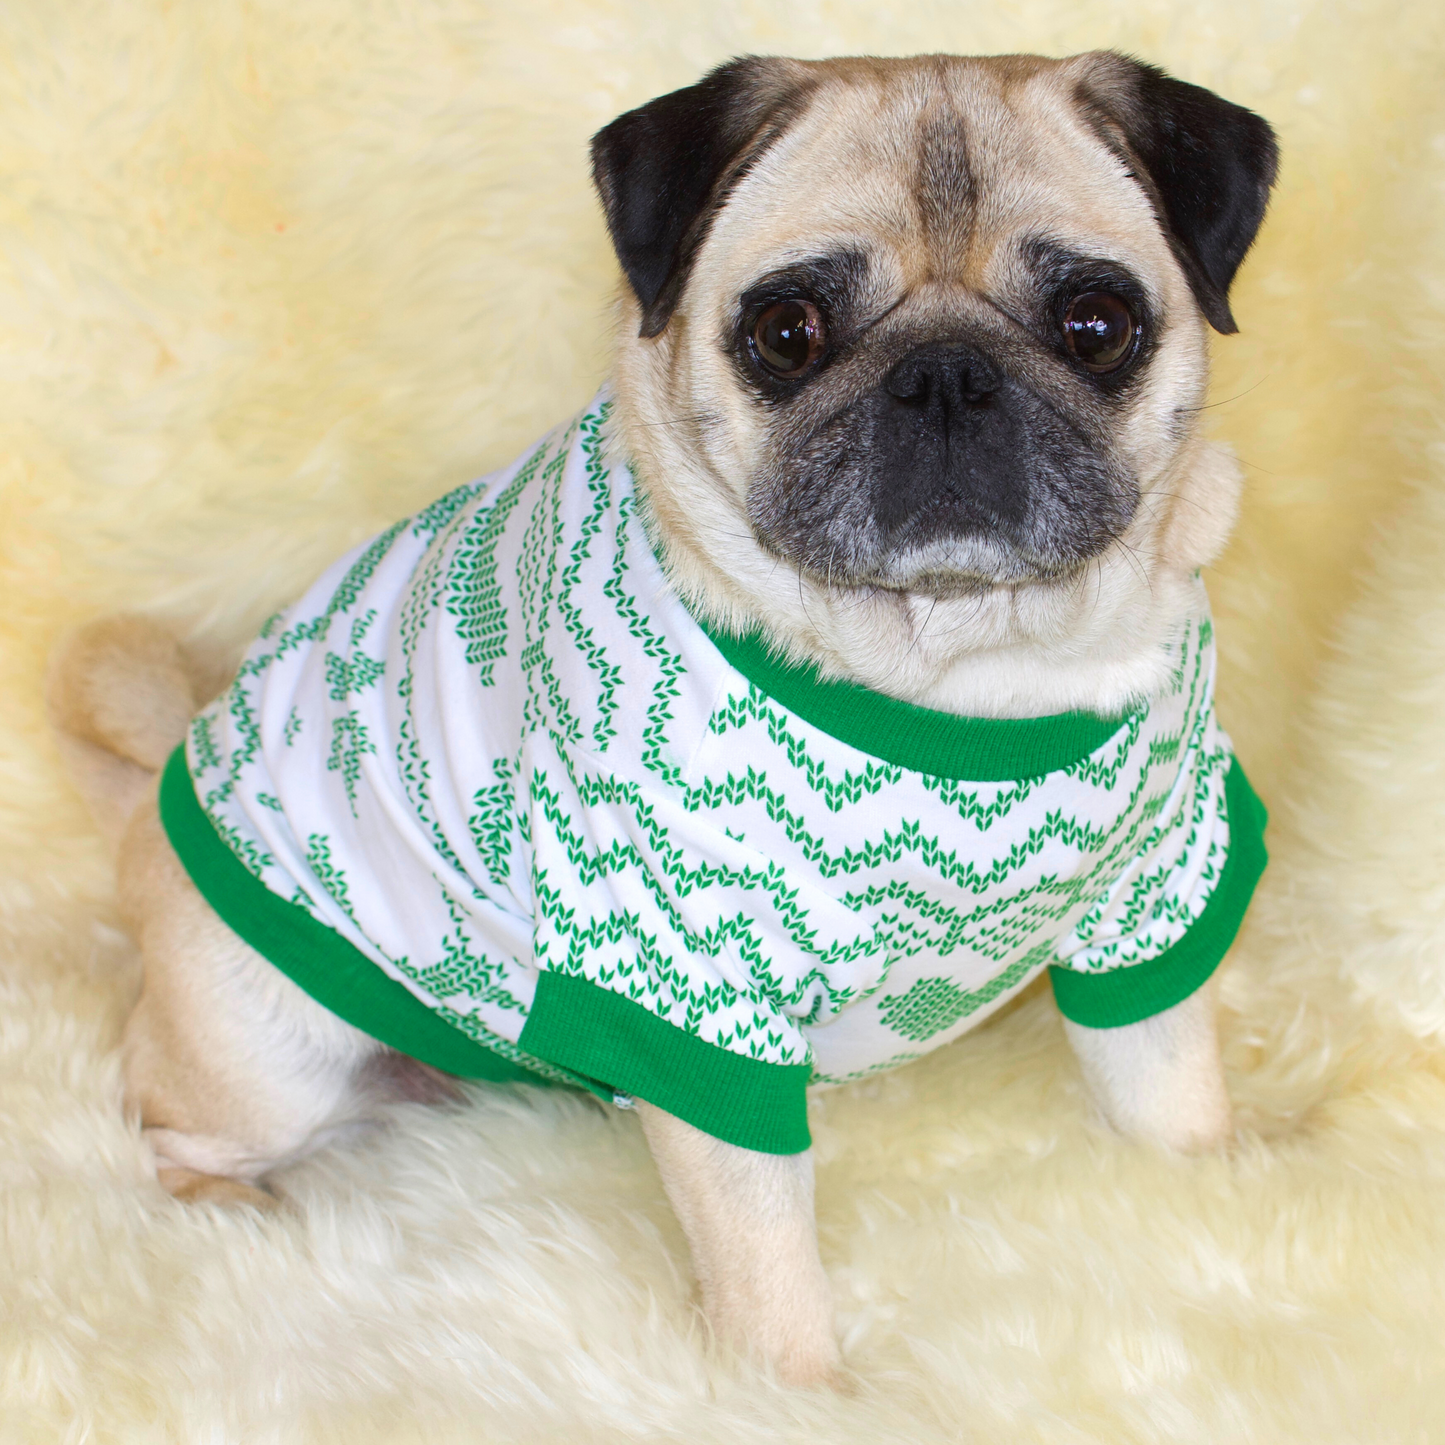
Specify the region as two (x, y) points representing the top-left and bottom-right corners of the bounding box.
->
(304, 832), (354, 920)
(878, 942), (1054, 1041)
(324, 650), (385, 701)
(327, 713), (375, 813)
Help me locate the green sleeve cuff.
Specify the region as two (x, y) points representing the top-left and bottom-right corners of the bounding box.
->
(1048, 759), (1269, 1029)
(519, 969), (813, 1154)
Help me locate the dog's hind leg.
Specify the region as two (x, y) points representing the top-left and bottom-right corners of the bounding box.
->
(117, 796), (401, 1207)
(47, 616), (408, 1206)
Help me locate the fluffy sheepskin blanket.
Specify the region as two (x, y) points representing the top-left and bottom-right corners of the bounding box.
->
(5, 2), (1445, 1439)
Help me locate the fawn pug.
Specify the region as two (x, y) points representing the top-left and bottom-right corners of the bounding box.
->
(50, 52), (1276, 1385)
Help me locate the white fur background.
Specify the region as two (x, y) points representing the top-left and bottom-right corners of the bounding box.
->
(4, 2), (1445, 1440)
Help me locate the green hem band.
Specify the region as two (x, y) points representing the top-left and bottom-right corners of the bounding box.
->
(158, 746), (550, 1088)
(1048, 760), (1269, 1028)
(519, 970), (813, 1154)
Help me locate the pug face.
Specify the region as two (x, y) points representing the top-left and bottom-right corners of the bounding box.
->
(592, 53), (1277, 704)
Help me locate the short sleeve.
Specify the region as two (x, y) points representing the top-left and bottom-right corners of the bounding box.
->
(1048, 759), (1268, 1028)
(514, 733), (875, 1153)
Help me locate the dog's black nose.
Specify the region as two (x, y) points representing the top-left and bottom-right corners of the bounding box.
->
(871, 343), (1028, 533)
(884, 345), (1004, 411)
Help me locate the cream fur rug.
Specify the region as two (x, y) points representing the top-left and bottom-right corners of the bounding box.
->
(4, 2), (1445, 1440)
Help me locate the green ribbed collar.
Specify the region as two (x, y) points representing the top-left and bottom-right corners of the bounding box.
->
(633, 471), (1131, 782)
(694, 617), (1131, 782)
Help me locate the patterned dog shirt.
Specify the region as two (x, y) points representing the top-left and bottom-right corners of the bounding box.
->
(160, 389), (1268, 1153)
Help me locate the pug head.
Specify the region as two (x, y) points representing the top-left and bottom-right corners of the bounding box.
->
(591, 53), (1277, 703)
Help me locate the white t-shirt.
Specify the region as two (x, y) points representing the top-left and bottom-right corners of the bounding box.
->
(161, 388), (1267, 1153)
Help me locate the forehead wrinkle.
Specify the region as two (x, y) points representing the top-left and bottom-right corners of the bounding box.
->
(906, 69), (1087, 290)
(913, 90), (975, 261)
(913, 65), (1054, 285)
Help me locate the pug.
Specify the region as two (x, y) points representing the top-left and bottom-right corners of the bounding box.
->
(48, 51), (1277, 1387)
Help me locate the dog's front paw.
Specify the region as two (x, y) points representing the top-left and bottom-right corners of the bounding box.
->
(721, 1307), (844, 1390)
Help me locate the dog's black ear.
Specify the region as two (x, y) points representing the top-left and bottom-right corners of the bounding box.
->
(1079, 54), (1279, 334)
(591, 57), (815, 338)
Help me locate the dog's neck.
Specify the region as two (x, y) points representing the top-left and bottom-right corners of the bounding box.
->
(625, 406), (1241, 723)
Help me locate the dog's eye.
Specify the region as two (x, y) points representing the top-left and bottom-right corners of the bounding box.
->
(1062, 292), (1136, 373)
(752, 300), (826, 377)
